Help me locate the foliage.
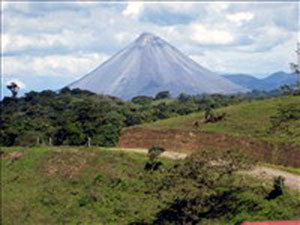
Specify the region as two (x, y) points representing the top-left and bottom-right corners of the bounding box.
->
(155, 91), (171, 100)
(0, 87), (290, 147)
(145, 146), (165, 171)
(1, 88), (260, 147)
(2, 147), (300, 225)
(270, 102), (300, 129)
(131, 96), (154, 105)
(266, 176), (285, 200)
(148, 146), (165, 161)
(269, 102), (300, 145)
(6, 82), (20, 98)
(135, 149), (299, 225)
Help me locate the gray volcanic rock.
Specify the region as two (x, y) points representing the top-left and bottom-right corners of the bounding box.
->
(69, 32), (248, 99)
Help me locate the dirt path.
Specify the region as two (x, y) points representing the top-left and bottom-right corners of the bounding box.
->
(109, 147), (187, 160)
(247, 167), (300, 191)
(108, 147), (300, 191)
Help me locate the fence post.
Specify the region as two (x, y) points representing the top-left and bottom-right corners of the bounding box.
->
(87, 137), (91, 147)
(36, 136), (40, 146)
(49, 137), (52, 146)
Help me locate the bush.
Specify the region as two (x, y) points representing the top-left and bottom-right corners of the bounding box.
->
(144, 146), (165, 171)
(266, 176), (285, 200)
(144, 149), (258, 224)
(270, 103), (300, 131)
(155, 91), (171, 100)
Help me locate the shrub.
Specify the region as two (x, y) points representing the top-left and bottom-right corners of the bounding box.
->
(144, 146), (165, 171)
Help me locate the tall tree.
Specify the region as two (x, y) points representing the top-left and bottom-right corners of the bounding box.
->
(6, 82), (20, 98)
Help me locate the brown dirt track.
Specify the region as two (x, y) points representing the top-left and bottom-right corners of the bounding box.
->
(119, 127), (300, 168)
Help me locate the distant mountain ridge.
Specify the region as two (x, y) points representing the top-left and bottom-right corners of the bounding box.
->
(223, 72), (298, 91)
(69, 32), (248, 100)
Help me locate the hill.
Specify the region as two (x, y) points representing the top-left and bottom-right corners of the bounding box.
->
(2, 146), (300, 224)
(68, 32), (247, 99)
(224, 72), (298, 91)
(120, 95), (300, 167)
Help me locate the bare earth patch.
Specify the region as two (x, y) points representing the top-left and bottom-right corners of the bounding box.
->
(120, 127), (300, 167)
(43, 151), (89, 179)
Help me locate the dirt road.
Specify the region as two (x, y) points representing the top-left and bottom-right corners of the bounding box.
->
(247, 167), (300, 191)
(108, 147), (300, 191)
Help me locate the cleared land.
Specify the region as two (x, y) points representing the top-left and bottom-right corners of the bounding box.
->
(120, 96), (300, 167)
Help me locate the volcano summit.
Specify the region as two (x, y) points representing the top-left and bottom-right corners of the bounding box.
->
(69, 33), (248, 99)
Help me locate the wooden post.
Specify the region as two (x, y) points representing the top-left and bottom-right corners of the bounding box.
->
(87, 137), (91, 147)
(49, 137), (52, 146)
(36, 136), (40, 146)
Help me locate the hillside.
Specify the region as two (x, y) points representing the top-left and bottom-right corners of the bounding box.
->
(120, 95), (300, 167)
(2, 147), (300, 225)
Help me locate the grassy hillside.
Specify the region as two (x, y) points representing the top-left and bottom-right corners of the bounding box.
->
(2, 147), (300, 225)
(2, 147), (170, 224)
(140, 96), (300, 145)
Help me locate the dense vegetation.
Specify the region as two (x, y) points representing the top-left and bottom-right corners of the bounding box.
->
(2, 147), (300, 225)
(1, 87), (277, 147)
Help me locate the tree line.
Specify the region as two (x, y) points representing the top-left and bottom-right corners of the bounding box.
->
(0, 87), (284, 147)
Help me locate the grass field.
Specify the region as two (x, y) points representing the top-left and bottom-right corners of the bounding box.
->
(141, 96), (300, 145)
(2, 146), (300, 225)
(2, 146), (173, 224)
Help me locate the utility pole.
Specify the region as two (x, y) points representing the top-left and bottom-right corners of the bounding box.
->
(290, 42), (300, 88)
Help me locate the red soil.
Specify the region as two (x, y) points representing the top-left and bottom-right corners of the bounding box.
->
(119, 127), (300, 167)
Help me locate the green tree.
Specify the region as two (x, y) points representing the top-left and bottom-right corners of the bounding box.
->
(6, 82), (20, 98)
(144, 146), (165, 171)
(155, 91), (171, 100)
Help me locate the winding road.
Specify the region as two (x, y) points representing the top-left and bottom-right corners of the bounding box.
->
(108, 147), (300, 191)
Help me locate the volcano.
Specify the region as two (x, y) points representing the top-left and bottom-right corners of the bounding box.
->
(69, 32), (248, 99)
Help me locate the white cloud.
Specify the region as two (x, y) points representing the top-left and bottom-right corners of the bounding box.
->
(190, 24), (234, 45)
(3, 53), (108, 78)
(191, 36), (297, 75)
(1, 0), (298, 94)
(114, 32), (134, 44)
(2, 33), (59, 54)
(236, 24), (292, 52)
(2, 29), (97, 54)
(213, 2), (229, 12)
(227, 12), (254, 26)
(122, 2), (144, 20)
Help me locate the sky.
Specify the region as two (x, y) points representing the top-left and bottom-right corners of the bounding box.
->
(1, 1), (299, 97)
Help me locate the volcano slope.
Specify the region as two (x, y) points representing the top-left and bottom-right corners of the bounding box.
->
(68, 32), (247, 99)
(120, 95), (300, 167)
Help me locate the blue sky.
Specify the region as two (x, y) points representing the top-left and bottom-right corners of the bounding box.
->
(1, 1), (299, 97)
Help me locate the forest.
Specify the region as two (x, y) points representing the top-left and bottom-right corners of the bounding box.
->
(0, 87), (284, 147)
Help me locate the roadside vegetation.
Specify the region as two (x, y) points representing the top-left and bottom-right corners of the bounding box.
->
(2, 147), (300, 225)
